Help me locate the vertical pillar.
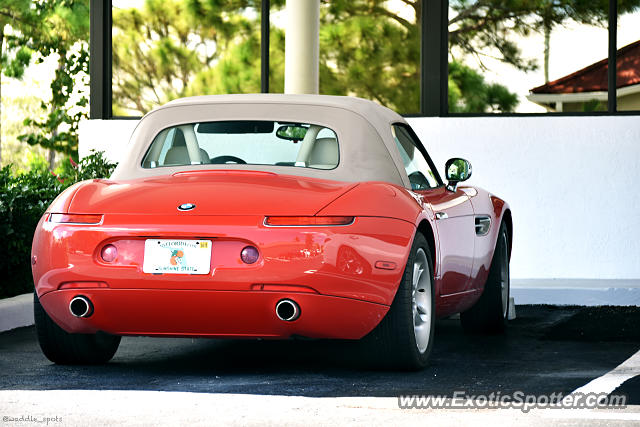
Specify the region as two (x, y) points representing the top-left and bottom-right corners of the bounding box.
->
(261, 0), (270, 93)
(607, 0), (617, 113)
(422, 0), (448, 116)
(284, 0), (320, 94)
(89, 0), (112, 119)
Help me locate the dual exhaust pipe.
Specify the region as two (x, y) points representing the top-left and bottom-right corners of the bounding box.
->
(69, 295), (301, 322)
(69, 295), (93, 318)
(275, 299), (300, 322)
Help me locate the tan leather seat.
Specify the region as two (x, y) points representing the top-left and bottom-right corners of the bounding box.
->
(163, 129), (209, 165)
(308, 137), (338, 169)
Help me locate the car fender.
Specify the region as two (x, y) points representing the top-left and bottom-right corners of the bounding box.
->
(46, 180), (92, 214)
(316, 182), (424, 222)
(316, 181), (439, 296)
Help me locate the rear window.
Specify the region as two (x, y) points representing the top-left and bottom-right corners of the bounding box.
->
(141, 121), (339, 170)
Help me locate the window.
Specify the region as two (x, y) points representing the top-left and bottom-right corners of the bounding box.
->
(448, 0), (610, 114)
(318, 1), (421, 114)
(111, 0), (261, 116)
(617, 3), (640, 112)
(142, 121), (339, 170)
(266, 1), (421, 113)
(392, 124), (440, 190)
(91, 1), (639, 118)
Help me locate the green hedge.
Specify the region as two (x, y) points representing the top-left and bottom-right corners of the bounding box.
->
(0, 151), (116, 299)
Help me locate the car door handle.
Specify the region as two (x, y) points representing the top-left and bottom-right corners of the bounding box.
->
(435, 212), (448, 220)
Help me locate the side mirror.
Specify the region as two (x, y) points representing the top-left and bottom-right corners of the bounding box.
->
(445, 158), (472, 192)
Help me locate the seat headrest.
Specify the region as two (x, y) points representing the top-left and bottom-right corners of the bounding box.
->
(172, 129), (187, 147)
(308, 137), (338, 169)
(164, 146), (190, 165)
(164, 146), (210, 165)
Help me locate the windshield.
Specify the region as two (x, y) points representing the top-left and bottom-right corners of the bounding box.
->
(141, 120), (339, 170)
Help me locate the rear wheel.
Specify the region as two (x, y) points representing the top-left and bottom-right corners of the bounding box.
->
(34, 292), (120, 364)
(362, 233), (435, 370)
(460, 221), (510, 334)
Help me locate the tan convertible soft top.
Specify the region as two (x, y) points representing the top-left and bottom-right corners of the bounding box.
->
(111, 94), (413, 188)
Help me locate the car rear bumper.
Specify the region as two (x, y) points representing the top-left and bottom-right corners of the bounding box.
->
(32, 214), (415, 339)
(39, 288), (389, 339)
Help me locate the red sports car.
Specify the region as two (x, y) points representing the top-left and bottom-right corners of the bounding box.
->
(32, 94), (512, 370)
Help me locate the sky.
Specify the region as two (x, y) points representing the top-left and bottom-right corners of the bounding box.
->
(3, 4), (640, 115)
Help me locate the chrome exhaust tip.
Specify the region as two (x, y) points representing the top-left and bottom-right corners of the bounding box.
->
(69, 295), (93, 318)
(275, 299), (300, 322)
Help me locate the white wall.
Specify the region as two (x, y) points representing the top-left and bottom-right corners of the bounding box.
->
(408, 116), (640, 281)
(79, 116), (640, 282)
(78, 119), (139, 162)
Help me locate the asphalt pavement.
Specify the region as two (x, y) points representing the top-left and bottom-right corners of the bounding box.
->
(0, 305), (638, 425)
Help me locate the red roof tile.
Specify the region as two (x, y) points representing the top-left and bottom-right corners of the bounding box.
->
(531, 39), (640, 94)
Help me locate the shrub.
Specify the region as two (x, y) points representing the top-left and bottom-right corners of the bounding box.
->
(0, 150), (116, 299)
(56, 150), (118, 183)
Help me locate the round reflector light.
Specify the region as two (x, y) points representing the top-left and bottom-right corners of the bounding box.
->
(101, 244), (118, 263)
(241, 246), (259, 264)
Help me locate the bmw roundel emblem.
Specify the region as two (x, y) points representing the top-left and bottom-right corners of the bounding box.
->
(177, 203), (196, 211)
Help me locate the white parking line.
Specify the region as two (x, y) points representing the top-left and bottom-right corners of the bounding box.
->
(569, 348), (640, 400)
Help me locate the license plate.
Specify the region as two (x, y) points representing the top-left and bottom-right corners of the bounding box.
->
(143, 239), (212, 275)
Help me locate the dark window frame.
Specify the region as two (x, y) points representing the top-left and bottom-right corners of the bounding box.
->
(90, 0), (635, 120)
(392, 122), (444, 188)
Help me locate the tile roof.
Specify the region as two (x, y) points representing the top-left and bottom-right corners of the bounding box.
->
(530, 39), (640, 94)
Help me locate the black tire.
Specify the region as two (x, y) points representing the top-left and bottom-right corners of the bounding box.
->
(34, 292), (121, 364)
(362, 233), (435, 370)
(460, 221), (510, 334)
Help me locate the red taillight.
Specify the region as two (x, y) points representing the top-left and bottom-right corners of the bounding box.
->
(264, 216), (354, 226)
(49, 213), (103, 224)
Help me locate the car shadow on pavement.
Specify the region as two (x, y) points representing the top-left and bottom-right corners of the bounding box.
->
(0, 305), (638, 398)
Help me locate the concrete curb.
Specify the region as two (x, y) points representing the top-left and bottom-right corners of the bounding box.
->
(0, 293), (34, 333)
(512, 279), (640, 306)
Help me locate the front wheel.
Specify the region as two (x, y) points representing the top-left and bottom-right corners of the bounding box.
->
(34, 292), (121, 364)
(362, 233), (435, 370)
(460, 221), (510, 334)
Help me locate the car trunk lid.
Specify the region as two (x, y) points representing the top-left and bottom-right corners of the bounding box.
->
(67, 170), (357, 216)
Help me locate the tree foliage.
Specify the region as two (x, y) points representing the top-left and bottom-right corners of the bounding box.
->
(319, 2), (421, 112)
(16, 0), (90, 156)
(0, 0), (37, 79)
(449, 0), (640, 78)
(449, 60), (518, 113)
(1, 94), (49, 170)
(112, 0), (262, 115)
(110, 0), (640, 116)
(112, 0), (521, 114)
(0, 0), (38, 163)
(1, 0), (89, 160)
(2, 0), (638, 165)
(318, 0), (520, 113)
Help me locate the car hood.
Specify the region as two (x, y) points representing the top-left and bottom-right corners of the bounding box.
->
(66, 170), (358, 216)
